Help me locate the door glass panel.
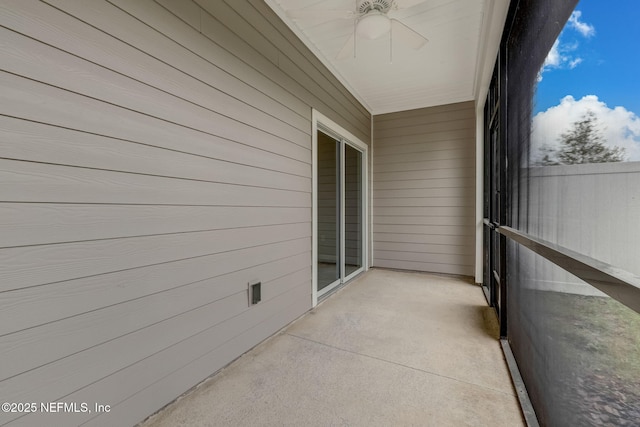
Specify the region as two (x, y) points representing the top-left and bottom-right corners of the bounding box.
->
(344, 144), (362, 277)
(317, 131), (340, 291)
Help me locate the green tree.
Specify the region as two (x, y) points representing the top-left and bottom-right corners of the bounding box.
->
(538, 110), (626, 165)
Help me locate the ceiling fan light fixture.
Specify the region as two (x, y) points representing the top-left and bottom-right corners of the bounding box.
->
(356, 12), (391, 40)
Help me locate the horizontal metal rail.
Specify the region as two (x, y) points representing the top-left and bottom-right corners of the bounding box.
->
(498, 226), (640, 314)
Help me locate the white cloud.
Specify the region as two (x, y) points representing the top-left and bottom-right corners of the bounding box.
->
(568, 11), (595, 37)
(531, 95), (640, 163)
(539, 10), (594, 79)
(540, 38), (583, 76)
(568, 58), (583, 69)
(543, 40), (561, 68)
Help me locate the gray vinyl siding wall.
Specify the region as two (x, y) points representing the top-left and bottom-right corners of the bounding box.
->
(0, 1), (369, 426)
(372, 101), (475, 276)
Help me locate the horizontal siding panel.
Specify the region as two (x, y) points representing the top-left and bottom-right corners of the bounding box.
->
(375, 118), (475, 139)
(374, 117), (476, 140)
(374, 215), (473, 226)
(0, 291), (245, 424)
(195, 0), (279, 66)
(0, 116), (309, 180)
(156, 0), (201, 29)
(109, 0), (369, 143)
(374, 250), (473, 266)
(1, 282), (310, 425)
(374, 224), (474, 236)
(0, 160), (309, 206)
(373, 148), (474, 165)
(375, 241), (474, 255)
(277, 53), (369, 142)
(373, 137), (473, 156)
(373, 107), (475, 130)
(0, 238), (309, 337)
(374, 187), (474, 199)
(0, 25), (308, 147)
(374, 206), (475, 217)
(373, 232), (472, 246)
(0, 117), (310, 193)
(374, 157), (475, 174)
(0, 203), (309, 248)
(374, 101), (475, 124)
(0, 71), (310, 165)
(0, 0), (310, 133)
(373, 259), (474, 276)
(247, 0), (370, 122)
(0, 223), (310, 292)
(40, 287), (309, 427)
(374, 128), (474, 146)
(206, 0), (369, 138)
(374, 168), (474, 181)
(195, 0), (369, 134)
(373, 197), (473, 208)
(1, 262), (310, 381)
(146, 0), (312, 120)
(373, 178), (472, 190)
(189, 2), (281, 79)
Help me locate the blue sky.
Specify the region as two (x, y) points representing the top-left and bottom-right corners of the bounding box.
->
(531, 0), (640, 161)
(535, 0), (640, 115)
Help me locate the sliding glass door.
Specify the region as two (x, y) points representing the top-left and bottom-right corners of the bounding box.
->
(344, 144), (363, 279)
(317, 131), (340, 292)
(316, 128), (364, 298)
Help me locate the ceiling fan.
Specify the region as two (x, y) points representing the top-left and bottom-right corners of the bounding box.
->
(285, 0), (429, 60)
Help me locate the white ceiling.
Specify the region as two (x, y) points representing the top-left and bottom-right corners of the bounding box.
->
(265, 0), (509, 115)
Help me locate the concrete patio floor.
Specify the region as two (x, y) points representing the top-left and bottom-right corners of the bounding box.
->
(140, 268), (525, 427)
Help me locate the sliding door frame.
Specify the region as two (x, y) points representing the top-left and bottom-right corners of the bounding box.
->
(312, 109), (369, 307)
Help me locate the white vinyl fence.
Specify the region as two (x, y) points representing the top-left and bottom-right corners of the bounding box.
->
(521, 161), (640, 294)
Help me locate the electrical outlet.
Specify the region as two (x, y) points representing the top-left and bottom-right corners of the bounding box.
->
(248, 280), (261, 305)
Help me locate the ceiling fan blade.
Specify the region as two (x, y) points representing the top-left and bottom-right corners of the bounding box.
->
(393, 0), (428, 9)
(391, 19), (428, 49)
(336, 34), (355, 60)
(286, 9), (355, 21)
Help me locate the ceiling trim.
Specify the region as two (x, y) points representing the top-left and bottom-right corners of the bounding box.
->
(473, 0), (510, 110)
